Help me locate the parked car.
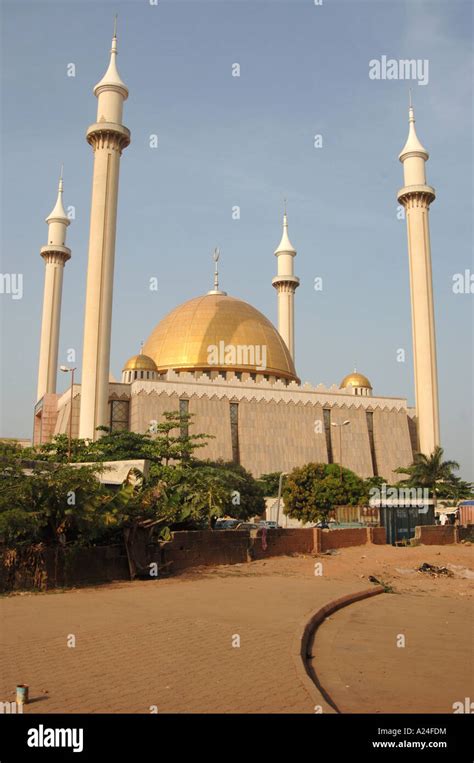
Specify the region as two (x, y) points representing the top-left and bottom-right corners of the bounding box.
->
(214, 519), (240, 530)
(258, 520), (281, 529)
(234, 522), (259, 530)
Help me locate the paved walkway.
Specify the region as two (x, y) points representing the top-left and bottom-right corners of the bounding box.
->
(0, 561), (364, 714)
(311, 593), (474, 713)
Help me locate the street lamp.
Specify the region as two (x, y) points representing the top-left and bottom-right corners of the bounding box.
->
(275, 472), (288, 526)
(331, 420), (350, 481)
(60, 365), (76, 461)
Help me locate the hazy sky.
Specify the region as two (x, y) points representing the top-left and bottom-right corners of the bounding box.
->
(1, 0), (472, 478)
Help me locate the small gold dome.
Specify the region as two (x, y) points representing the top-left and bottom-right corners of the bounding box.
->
(340, 371), (372, 390)
(123, 353), (158, 372)
(143, 293), (298, 382)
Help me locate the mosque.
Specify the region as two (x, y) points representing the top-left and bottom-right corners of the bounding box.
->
(32, 28), (440, 483)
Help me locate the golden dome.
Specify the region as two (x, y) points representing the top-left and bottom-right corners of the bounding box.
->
(123, 353), (158, 372)
(340, 371), (372, 390)
(143, 293), (298, 382)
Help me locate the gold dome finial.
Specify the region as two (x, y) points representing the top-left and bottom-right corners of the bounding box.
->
(213, 246), (220, 291)
(208, 247), (227, 295)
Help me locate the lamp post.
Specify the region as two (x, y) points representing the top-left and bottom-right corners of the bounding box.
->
(60, 365), (76, 461)
(331, 420), (350, 481)
(275, 472), (288, 526)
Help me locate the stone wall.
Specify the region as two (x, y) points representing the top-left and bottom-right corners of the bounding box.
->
(130, 389), (180, 434)
(330, 406), (373, 478)
(373, 408), (414, 483)
(188, 395), (233, 461)
(238, 399), (328, 475)
(51, 376), (414, 481)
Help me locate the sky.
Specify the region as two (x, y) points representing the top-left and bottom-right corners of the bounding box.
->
(0, 0), (472, 478)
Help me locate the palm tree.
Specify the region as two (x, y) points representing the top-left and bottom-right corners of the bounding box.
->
(395, 446), (461, 507)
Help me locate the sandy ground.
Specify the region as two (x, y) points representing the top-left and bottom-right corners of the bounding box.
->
(306, 543), (474, 713)
(0, 543), (472, 713)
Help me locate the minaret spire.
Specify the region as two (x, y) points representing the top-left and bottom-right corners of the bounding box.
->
(46, 167), (68, 224)
(36, 171), (72, 409)
(94, 16), (128, 121)
(272, 203), (299, 361)
(79, 25), (131, 440)
(397, 103), (440, 455)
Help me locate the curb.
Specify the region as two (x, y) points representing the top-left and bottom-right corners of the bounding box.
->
(291, 585), (385, 713)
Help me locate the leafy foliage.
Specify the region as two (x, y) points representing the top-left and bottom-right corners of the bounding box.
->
(395, 446), (472, 501)
(190, 460), (265, 521)
(23, 412), (211, 467)
(282, 462), (369, 524)
(0, 418), (265, 545)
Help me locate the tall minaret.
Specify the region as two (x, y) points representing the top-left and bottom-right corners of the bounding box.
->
(79, 21), (130, 440)
(397, 103), (440, 456)
(36, 171), (71, 401)
(272, 207), (299, 360)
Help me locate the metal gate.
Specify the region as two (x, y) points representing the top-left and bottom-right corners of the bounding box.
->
(380, 505), (435, 545)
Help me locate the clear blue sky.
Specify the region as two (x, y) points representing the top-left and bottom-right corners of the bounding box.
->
(0, 0), (472, 478)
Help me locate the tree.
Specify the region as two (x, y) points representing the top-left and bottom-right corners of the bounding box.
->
(27, 434), (89, 463)
(394, 446), (465, 505)
(192, 460), (265, 520)
(283, 462), (369, 524)
(25, 411), (212, 468)
(0, 461), (107, 545)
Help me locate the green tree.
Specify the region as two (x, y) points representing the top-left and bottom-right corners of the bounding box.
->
(28, 434), (90, 463)
(193, 460), (265, 520)
(22, 411), (211, 468)
(394, 446), (466, 506)
(283, 462), (369, 524)
(0, 461), (107, 545)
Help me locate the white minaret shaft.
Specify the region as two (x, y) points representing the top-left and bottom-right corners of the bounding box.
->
(397, 105), (440, 456)
(79, 24), (130, 440)
(272, 210), (299, 360)
(36, 172), (71, 401)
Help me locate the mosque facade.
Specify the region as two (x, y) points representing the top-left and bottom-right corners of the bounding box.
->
(32, 28), (440, 483)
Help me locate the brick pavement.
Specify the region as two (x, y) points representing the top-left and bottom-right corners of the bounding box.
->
(0, 559), (364, 714)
